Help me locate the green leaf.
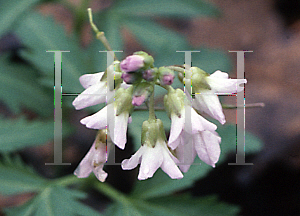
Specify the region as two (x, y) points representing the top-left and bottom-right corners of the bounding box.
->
(0, 117), (54, 152)
(14, 12), (85, 94)
(130, 157), (211, 199)
(0, 155), (47, 195)
(124, 18), (189, 56)
(191, 47), (232, 74)
(104, 202), (143, 216)
(105, 194), (240, 216)
(0, 0), (40, 37)
(112, 0), (219, 18)
(0, 55), (52, 116)
(4, 185), (102, 216)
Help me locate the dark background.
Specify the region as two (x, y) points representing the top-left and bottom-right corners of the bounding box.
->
(0, 0), (299, 215)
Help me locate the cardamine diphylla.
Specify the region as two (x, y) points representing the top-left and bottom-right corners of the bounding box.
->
(72, 51), (247, 181)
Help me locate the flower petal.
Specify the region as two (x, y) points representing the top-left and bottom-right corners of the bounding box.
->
(193, 131), (221, 167)
(190, 106), (218, 132)
(138, 146), (163, 180)
(169, 112), (184, 146)
(193, 93), (226, 125)
(120, 82), (131, 89)
(207, 71), (247, 93)
(79, 72), (104, 89)
(80, 106), (108, 129)
(209, 70), (228, 79)
(72, 81), (107, 110)
(110, 111), (129, 150)
(168, 132), (182, 150)
(93, 165), (108, 182)
(160, 143), (183, 179)
(121, 146), (145, 170)
(175, 138), (197, 173)
(74, 142), (96, 178)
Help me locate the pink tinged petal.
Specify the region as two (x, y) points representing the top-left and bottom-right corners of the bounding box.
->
(209, 70), (229, 79)
(138, 146), (163, 180)
(121, 146), (145, 170)
(120, 82), (131, 89)
(93, 144), (107, 164)
(128, 116), (132, 124)
(169, 112), (185, 146)
(132, 95), (146, 106)
(160, 143), (183, 179)
(110, 112), (129, 150)
(74, 162), (92, 178)
(72, 81), (107, 110)
(207, 71), (247, 93)
(190, 107), (218, 132)
(175, 139), (197, 173)
(194, 93), (226, 125)
(79, 72), (104, 89)
(193, 131), (221, 167)
(80, 106), (108, 129)
(168, 133), (182, 150)
(93, 165), (108, 182)
(74, 142), (97, 178)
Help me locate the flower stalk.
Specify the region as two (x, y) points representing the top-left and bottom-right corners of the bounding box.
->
(148, 86), (156, 121)
(71, 8), (260, 182)
(87, 8), (116, 60)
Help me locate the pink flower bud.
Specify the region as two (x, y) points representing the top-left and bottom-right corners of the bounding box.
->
(132, 95), (146, 106)
(120, 55), (144, 72)
(121, 72), (134, 84)
(161, 74), (175, 85)
(142, 69), (156, 81)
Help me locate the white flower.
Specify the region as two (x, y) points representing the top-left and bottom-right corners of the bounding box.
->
(122, 119), (183, 180)
(74, 139), (108, 182)
(192, 70), (247, 124)
(168, 104), (221, 171)
(73, 66), (111, 110)
(72, 61), (129, 110)
(80, 103), (131, 150)
(168, 105), (217, 148)
(173, 129), (221, 172)
(122, 141), (183, 180)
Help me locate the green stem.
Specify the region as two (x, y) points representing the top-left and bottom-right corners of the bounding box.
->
(94, 182), (131, 205)
(87, 8), (117, 60)
(148, 86), (156, 121)
(53, 175), (132, 207)
(52, 174), (82, 186)
(166, 66), (185, 74)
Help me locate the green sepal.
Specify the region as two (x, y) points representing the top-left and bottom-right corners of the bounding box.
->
(115, 86), (134, 116)
(190, 67), (211, 93)
(164, 88), (185, 118)
(158, 67), (174, 77)
(141, 119), (166, 147)
(133, 82), (154, 98)
(100, 61), (123, 90)
(133, 51), (154, 69)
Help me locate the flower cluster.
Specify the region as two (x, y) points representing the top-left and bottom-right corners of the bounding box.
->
(73, 51), (246, 181)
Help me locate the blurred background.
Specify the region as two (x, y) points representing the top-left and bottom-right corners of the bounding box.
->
(0, 0), (299, 215)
